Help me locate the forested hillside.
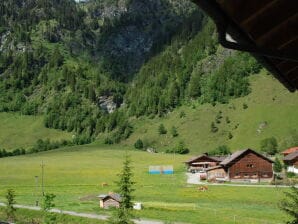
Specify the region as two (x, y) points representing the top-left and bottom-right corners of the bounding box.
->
(0, 0), (291, 153)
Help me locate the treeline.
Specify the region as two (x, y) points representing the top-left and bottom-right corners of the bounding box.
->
(0, 136), (93, 158)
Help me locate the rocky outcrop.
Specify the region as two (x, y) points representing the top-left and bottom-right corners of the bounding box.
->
(98, 96), (117, 114)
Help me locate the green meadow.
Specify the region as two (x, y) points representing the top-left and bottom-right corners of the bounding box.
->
(0, 113), (72, 150)
(0, 144), (289, 224)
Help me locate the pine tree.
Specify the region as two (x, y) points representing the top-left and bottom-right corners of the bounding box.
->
(109, 154), (135, 224)
(273, 158), (282, 173)
(5, 189), (16, 222)
(42, 193), (56, 224)
(279, 186), (298, 224)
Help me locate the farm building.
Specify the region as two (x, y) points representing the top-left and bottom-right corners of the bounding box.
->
(98, 193), (121, 209)
(283, 151), (298, 174)
(206, 149), (274, 182)
(281, 147), (298, 156)
(185, 154), (226, 172)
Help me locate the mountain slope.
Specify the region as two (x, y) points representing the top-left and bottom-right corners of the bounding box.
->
(122, 71), (298, 153)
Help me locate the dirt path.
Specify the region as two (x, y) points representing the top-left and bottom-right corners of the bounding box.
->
(186, 172), (298, 188)
(0, 202), (180, 224)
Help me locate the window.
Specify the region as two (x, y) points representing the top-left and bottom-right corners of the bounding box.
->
(246, 164), (254, 168)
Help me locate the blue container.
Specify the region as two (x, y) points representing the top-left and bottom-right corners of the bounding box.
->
(149, 170), (161, 174)
(163, 170), (174, 174)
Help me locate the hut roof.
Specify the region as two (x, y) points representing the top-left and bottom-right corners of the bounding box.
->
(98, 193), (121, 202)
(283, 151), (298, 161)
(282, 147), (298, 155)
(185, 154), (226, 164)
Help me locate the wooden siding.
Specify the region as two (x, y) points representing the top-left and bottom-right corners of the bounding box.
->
(228, 152), (273, 180)
(100, 198), (120, 209)
(207, 168), (227, 180)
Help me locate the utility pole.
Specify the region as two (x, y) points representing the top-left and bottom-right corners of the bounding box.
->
(35, 176), (39, 206)
(41, 161), (45, 196)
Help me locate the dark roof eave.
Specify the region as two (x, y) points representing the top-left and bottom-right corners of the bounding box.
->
(192, 0), (297, 92)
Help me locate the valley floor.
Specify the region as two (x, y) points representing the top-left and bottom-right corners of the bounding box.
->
(0, 144), (289, 224)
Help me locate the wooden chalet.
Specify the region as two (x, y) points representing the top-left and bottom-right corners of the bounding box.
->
(206, 149), (274, 182)
(185, 154), (226, 172)
(283, 151), (298, 174)
(98, 193), (121, 209)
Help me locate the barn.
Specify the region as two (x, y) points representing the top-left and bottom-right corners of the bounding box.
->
(98, 193), (121, 209)
(206, 149), (274, 182)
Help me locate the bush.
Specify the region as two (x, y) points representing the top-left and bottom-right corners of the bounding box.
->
(171, 126), (178, 137)
(273, 158), (283, 173)
(104, 137), (114, 145)
(260, 137), (278, 155)
(166, 141), (189, 154)
(134, 139), (144, 149)
(243, 103), (248, 109)
(179, 111), (186, 118)
(209, 145), (231, 156)
(158, 124), (167, 135)
(228, 132), (233, 139)
(286, 172), (296, 178)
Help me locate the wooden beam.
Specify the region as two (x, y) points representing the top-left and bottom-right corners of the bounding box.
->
(241, 1), (298, 40)
(216, 0), (272, 23)
(256, 13), (298, 47)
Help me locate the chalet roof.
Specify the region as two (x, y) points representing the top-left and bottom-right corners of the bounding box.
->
(98, 193), (121, 202)
(185, 154), (226, 164)
(283, 151), (298, 161)
(282, 147), (298, 155)
(209, 156), (227, 162)
(220, 149), (273, 166)
(205, 165), (223, 172)
(193, 0), (298, 91)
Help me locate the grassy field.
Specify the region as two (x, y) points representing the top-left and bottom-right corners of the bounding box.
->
(0, 207), (106, 224)
(0, 112), (72, 150)
(0, 144), (289, 224)
(123, 71), (298, 153)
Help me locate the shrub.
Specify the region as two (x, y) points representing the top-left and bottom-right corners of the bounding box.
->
(104, 137), (114, 145)
(134, 139), (144, 149)
(167, 141), (189, 154)
(260, 137), (278, 155)
(243, 103), (248, 109)
(273, 158), (283, 173)
(228, 132), (233, 139)
(171, 126), (178, 137)
(179, 111), (186, 118)
(209, 145), (231, 156)
(286, 172), (296, 178)
(158, 124), (167, 135)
